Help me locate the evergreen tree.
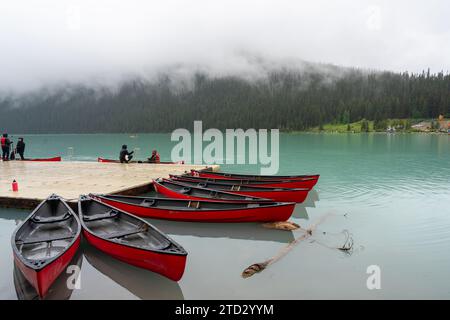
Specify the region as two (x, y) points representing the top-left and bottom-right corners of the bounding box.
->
(0, 65), (449, 133)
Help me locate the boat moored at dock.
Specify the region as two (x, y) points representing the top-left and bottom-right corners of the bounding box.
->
(2, 156), (61, 162)
(78, 195), (187, 281)
(175, 174), (317, 189)
(153, 178), (272, 202)
(169, 176), (310, 202)
(97, 157), (184, 164)
(92, 194), (296, 222)
(191, 169), (319, 183)
(11, 194), (81, 298)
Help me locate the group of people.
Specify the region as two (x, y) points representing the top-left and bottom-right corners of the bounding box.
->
(119, 145), (160, 164)
(1, 133), (26, 161)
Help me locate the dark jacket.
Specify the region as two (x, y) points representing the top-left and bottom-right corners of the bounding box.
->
(119, 148), (134, 163)
(16, 141), (25, 153)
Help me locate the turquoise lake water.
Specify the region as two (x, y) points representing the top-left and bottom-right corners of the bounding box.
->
(0, 133), (449, 299)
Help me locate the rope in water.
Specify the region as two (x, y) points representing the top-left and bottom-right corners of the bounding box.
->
(242, 213), (334, 278)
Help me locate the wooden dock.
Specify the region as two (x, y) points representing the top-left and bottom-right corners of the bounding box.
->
(0, 161), (219, 209)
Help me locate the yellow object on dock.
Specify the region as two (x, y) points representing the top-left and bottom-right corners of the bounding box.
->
(0, 161), (219, 209)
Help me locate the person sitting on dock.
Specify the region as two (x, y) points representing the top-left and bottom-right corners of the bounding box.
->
(148, 149), (160, 163)
(16, 137), (26, 160)
(119, 145), (134, 163)
(1, 133), (12, 161)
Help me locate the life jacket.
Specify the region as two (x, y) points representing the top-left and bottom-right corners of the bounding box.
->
(150, 152), (160, 163)
(0, 137), (6, 147)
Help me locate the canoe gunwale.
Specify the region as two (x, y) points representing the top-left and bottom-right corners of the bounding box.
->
(193, 169), (320, 180)
(79, 195), (187, 257)
(92, 193), (294, 213)
(10, 195), (82, 271)
(155, 178), (273, 202)
(170, 176), (311, 192)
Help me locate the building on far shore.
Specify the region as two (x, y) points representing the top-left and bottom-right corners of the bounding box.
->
(411, 121), (432, 131)
(411, 115), (450, 132)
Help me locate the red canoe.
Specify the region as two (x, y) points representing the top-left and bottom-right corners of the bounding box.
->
(191, 169), (320, 183)
(78, 195), (187, 281)
(177, 174), (317, 189)
(23, 156), (62, 162)
(153, 178), (272, 202)
(169, 176), (309, 202)
(92, 194), (296, 222)
(3, 156), (62, 162)
(98, 157), (184, 164)
(11, 194), (81, 298)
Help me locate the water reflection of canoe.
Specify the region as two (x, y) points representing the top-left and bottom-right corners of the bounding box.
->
(147, 219), (295, 243)
(301, 189), (319, 208)
(97, 157), (183, 164)
(14, 250), (83, 300)
(82, 242), (184, 300)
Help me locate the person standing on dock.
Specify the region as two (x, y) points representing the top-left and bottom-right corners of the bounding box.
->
(16, 137), (26, 160)
(119, 144), (134, 163)
(148, 149), (160, 163)
(1, 133), (12, 161)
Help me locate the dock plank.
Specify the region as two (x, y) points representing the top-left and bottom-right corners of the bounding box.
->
(0, 161), (218, 209)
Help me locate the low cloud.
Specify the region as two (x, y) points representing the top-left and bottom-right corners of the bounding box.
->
(1, 0), (449, 92)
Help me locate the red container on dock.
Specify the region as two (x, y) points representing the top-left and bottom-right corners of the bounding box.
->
(12, 180), (19, 192)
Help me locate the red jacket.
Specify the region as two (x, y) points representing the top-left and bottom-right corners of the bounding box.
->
(150, 153), (160, 163)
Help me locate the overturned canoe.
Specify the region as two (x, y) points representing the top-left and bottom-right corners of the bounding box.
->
(176, 174), (317, 189)
(169, 176), (310, 202)
(97, 157), (184, 164)
(92, 194), (295, 222)
(11, 194), (81, 298)
(190, 169), (319, 184)
(78, 195), (187, 281)
(153, 178), (272, 202)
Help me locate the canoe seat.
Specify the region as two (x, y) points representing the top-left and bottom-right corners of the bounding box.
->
(180, 187), (191, 194)
(230, 185), (241, 191)
(197, 182), (208, 188)
(141, 199), (156, 207)
(31, 211), (72, 224)
(110, 227), (172, 250)
(83, 209), (119, 222)
(106, 226), (148, 239)
(17, 233), (76, 245)
(188, 201), (200, 209)
(208, 191), (219, 198)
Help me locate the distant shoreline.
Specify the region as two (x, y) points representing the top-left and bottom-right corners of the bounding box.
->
(6, 119), (450, 135)
(286, 118), (450, 135)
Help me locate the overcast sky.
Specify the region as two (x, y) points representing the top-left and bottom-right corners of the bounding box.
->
(1, 0), (449, 92)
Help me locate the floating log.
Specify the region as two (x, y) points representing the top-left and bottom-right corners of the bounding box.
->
(262, 221), (300, 231)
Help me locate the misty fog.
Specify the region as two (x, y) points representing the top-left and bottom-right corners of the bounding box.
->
(0, 0), (449, 93)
